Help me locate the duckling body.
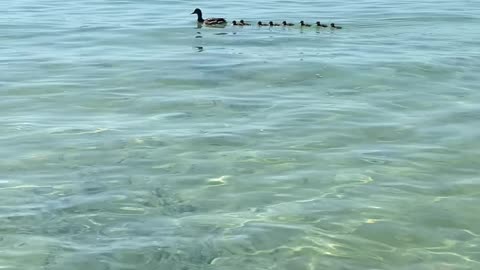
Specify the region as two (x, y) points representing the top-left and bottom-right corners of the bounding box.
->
(282, 21), (295, 26)
(269, 21), (281, 26)
(330, 23), (342, 29)
(257, 21), (269, 26)
(300, 21), (311, 27)
(316, 21), (328, 27)
(191, 8), (227, 25)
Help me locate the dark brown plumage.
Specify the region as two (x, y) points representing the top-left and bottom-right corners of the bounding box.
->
(191, 8), (227, 25)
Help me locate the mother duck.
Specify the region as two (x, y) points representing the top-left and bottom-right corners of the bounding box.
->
(191, 8), (227, 26)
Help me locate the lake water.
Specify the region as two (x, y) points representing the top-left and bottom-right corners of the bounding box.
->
(2, 0), (480, 269)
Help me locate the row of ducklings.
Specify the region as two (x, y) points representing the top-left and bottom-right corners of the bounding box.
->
(232, 20), (342, 29)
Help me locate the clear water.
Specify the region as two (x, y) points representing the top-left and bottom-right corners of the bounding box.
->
(2, 0), (480, 269)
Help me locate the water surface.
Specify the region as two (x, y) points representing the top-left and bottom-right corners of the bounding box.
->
(2, 0), (480, 269)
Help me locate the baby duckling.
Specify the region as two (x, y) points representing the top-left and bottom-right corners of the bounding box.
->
(257, 21), (269, 26)
(282, 21), (295, 26)
(316, 21), (328, 27)
(240, 20), (250, 26)
(233, 20), (250, 26)
(300, 21), (311, 27)
(330, 23), (342, 29)
(269, 21), (280, 26)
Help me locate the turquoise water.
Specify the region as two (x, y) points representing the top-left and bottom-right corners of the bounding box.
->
(2, 0), (480, 269)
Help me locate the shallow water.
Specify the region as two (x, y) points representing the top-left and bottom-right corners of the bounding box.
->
(2, 0), (480, 269)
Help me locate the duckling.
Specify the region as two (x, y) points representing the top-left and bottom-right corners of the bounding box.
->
(300, 21), (311, 27)
(233, 20), (250, 26)
(316, 21), (328, 27)
(269, 21), (281, 26)
(330, 23), (342, 29)
(240, 20), (250, 26)
(257, 21), (269, 26)
(282, 21), (295, 26)
(191, 8), (227, 25)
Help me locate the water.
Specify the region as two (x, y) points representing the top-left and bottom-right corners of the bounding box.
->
(2, 0), (480, 269)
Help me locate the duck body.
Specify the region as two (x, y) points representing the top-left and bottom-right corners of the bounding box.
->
(269, 21), (281, 26)
(300, 21), (311, 27)
(191, 8), (227, 25)
(316, 21), (328, 27)
(257, 21), (269, 26)
(282, 21), (295, 26)
(240, 20), (250, 26)
(330, 23), (342, 29)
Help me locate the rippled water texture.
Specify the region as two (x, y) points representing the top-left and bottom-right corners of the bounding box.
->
(2, 0), (480, 269)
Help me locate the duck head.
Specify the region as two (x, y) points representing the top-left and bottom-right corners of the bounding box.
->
(282, 21), (287, 26)
(330, 23), (335, 27)
(232, 20), (238, 25)
(269, 21), (274, 26)
(257, 21), (263, 26)
(240, 20), (246, 24)
(191, 8), (204, 23)
(300, 20), (305, 26)
(191, 8), (202, 15)
(316, 21), (321, 26)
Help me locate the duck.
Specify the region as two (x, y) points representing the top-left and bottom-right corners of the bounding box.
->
(240, 20), (251, 26)
(257, 21), (269, 26)
(282, 21), (295, 26)
(330, 23), (342, 29)
(316, 21), (328, 27)
(300, 21), (311, 27)
(191, 8), (227, 25)
(232, 20), (240, 26)
(269, 21), (281, 26)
